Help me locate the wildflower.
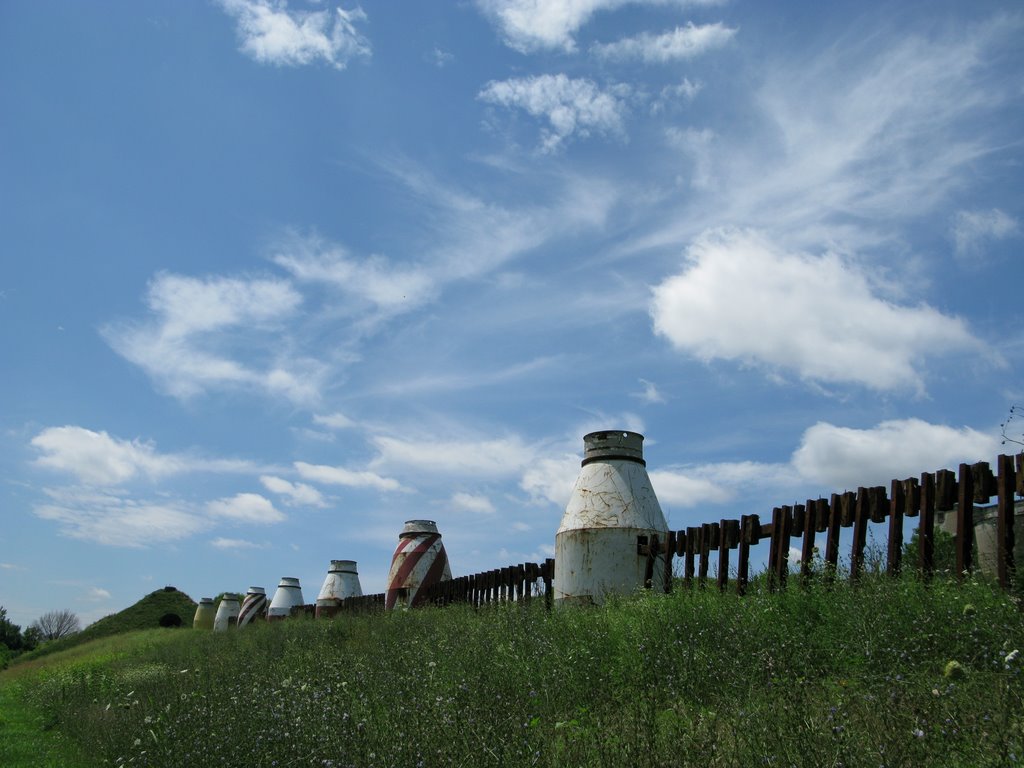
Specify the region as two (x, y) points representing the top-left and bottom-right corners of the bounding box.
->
(1006, 649), (1020, 665)
(943, 661), (965, 679)
(912, 728), (924, 738)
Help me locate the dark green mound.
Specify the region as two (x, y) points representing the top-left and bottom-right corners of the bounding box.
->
(15, 587), (197, 664)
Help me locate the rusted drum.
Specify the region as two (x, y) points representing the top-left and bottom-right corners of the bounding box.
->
(193, 597), (216, 630)
(385, 520), (452, 609)
(554, 430), (669, 605)
(267, 577), (304, 621)
(316, 560), (363, 618)
(237, 586), (268, 627)
(213, 594), (240, 631)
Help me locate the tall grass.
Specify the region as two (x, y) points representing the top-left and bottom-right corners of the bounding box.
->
(14, 575), (1024, 767)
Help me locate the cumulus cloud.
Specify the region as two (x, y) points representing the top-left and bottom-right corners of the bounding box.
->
(294, 461), (405, 492)
(477, 0), (724, 52)
(592, 22), (736, 62)
(207, 493), (285, 524)
(218, 0), (370, 69)
(650, 229), (988, 392)
(449, 491), (497, 514)
(35, 488), (208, 547)
(103, 272), (323, 404)
(952, 209), (1019, 259)
(479, 74), (629, 152)
(86, 587), (112, 601)
(31, 426), (267, 486)
(792, 418), (1000, 489)
(260, 475), (328, 507)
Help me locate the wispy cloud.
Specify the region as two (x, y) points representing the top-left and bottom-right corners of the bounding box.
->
(218, 0), (370, 69)
(592, 22), (736, 63)
(476, 0), (725, 53)
(102, 272), (323, 404)
(34, 488), (208, 547)
(450, 491), (497, 514)
(371, 434), (532, 477)
(260, 475), (328, 507)
(651, 229), (990, 392)
(207, 493), (286, 524)
(31, 426), (271, 486)
(294, 461), (406, 492)
(952, 209), (1019, 259)
(479, 74), (630, 152)
(210, 537), (266, 550)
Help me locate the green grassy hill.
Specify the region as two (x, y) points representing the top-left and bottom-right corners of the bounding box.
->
(15, 586), (196, 664)
(2, 575), (1021, 767)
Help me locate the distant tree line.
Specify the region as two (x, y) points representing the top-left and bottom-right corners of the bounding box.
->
(0, 606), (80, 668)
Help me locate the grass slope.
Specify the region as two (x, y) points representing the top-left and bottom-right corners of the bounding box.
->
(5, 575), (1024, 767)
(16, 587), (197, 665)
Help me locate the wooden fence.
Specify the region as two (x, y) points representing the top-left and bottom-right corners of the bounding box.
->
(324, 452), (1021, 616)
(639, 453), (1021, 595)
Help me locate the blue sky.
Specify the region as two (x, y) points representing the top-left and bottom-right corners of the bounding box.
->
(2, 0), (1022, 627)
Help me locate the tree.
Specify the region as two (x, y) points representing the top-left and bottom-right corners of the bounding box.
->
(31, 609), (81, 641)
(0, 606), (24, 651)
(1000, 405), (1023, 447)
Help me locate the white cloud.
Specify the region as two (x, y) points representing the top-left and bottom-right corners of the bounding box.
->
(294, 461), (406, 492)
(665, 126), (715, 188)
(476, 0), (723, 53)
(450, 491), (496, 514)
(952, 209), (1019, 258)
(634, 16), (1021, 261)
(520, 454), (579, 507)
(86, 587), (112, 601)
(31, 426), (269, 486)
(429, 47), (454, 67)
(260, 475), (328, 507)
(35, 489), (208, 548)
(652, 78), (702, 114)
(208, 493), (285, 524)
(592, 22), (736, 62)
(479, 74), (629, 152)
(371, 434), (531, 477)
(273, 240), (436, 312)
(313, 412), (356, 430)
(650, 229), (989, 392)
(633, 378), (665, 404)
(210, 537), (266, 550)
(218, 0), (370, 69)
(792, 418), (1000, 489)
(103, 272), (322, 404)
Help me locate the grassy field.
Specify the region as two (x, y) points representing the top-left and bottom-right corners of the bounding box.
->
(2, 574), (1022, 767)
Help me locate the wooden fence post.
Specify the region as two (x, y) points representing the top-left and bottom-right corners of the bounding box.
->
(684, 526), (697, 589)
(850, 488), (869, 581)
(543, 558), (554, 610)
(800, 501), (817, 585)
(956, 463), (974, 579)
(824, 494), (842, 582)
(716, 519), (733, 592)
(887, 479), (905, 577)
(919, 472), (936, 582)
(997, 454), (1017, 590)
(737, 514), (757, 596)
(663, 530), (676, 594)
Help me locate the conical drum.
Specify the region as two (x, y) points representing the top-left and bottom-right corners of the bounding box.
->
(213, 594), (240, 631)
(267, 577), (304, 621)
(193, 597), (216, 630)
(237, 586), (268, 627)
(316, 560), (363, 618)
(385, 520), (452, 609)
(554, 430), (669, 605)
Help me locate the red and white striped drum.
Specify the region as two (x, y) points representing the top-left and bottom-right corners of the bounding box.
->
(237, 586), (267, 627)
(385, 520), (452, 610)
